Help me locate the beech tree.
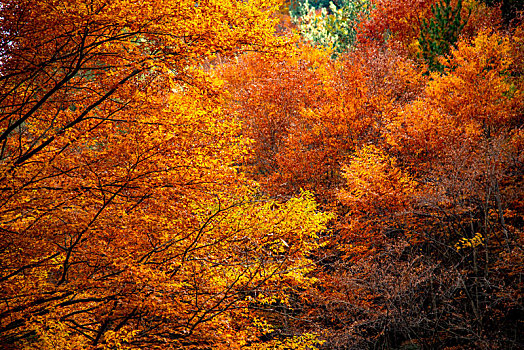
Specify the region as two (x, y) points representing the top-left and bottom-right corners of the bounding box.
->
(0, 1), (331, 349)
(2, 0), (523, 349)
(221, 3), (523, 347)
(323, 28), (524, 349)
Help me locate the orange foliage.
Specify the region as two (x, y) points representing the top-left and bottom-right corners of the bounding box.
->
(2, 0), (523, 348)
(301, 22), (522, 350)
(218, 43), (425, 208)
(359, 0), (437, 49)
(0, 1), (332, 349)
(360, 0), (502, 58)
(337, 145), (421, 257)
(387, 29), (523, 170)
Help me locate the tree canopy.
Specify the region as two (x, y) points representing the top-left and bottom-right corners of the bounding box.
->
(1, 0), (523, 349)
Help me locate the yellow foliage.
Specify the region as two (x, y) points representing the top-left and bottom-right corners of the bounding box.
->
(0, 0), (331, 348)
(339, 145), (419, 213)
(455, 232), (484, 250)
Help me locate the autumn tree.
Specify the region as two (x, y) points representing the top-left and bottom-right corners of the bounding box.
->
(222, 3), (524, 346)
(359, 0), (500, 61)
(217, 42), (419, 207)
(319, 28), (524, 349)
(0, 1), (332, 349)
(358, 0), (438, 51)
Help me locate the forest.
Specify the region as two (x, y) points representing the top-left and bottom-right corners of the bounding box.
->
(0, 0), (522, 349)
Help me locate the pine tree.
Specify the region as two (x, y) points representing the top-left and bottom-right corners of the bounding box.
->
(419, 0), (470, 71)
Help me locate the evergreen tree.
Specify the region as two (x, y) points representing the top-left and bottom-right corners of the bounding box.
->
(419, 0), (470, 71)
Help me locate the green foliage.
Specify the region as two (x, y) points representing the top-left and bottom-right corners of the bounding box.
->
(290, 0), (333, 11)
(290, 0), (371, 56)
(419, 0), (470, 71)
